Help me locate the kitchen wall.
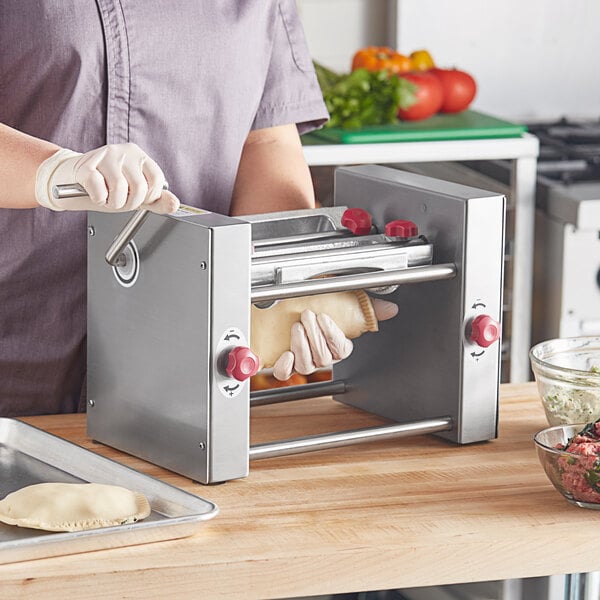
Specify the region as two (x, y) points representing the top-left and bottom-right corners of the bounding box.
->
(296, 0), (390, 75)
(297, 0), (600, 122)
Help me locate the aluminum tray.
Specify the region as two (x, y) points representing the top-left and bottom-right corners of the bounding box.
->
(0, 418), (219, 564)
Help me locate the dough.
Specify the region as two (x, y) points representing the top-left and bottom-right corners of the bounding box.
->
(0, 482), (151, 532)
(251, 290), (378, 369)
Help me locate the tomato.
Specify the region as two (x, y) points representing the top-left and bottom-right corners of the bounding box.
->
(430, 68), (477, 113)
(410, 49), (435, 71)
(352, 46), (413, 75)
(396, 71), (444, 121)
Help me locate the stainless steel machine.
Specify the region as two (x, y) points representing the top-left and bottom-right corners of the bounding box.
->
(83, 165), (505, 484)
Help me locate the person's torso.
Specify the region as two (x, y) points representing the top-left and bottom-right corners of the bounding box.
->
(1, 0), (280, 208)
(0, 0), (287, 415)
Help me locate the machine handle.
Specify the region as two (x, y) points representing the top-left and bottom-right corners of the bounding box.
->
(52, 181), (169, 200)
(104, 210), (150, 267)
(53, 182), (169, 267)
(52, 183), (93, 199)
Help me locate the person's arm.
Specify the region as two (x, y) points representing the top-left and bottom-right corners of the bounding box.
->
(229, 123), (315, 216)
(0, 123), (59, 208)
(234, 124), (399, 380)
(0, 122), (178, 213)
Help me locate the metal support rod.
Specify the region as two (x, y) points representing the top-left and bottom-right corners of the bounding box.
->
(251, 263), (456, 303)
(249, 417), (453, 460)
(250, 380), (346, 406)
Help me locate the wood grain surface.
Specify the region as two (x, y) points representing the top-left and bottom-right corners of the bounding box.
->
(2, 383), (600, 599)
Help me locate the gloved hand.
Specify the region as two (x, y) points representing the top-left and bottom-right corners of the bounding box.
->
(35, 144), (179, 214)
(272, 297), (398, 380)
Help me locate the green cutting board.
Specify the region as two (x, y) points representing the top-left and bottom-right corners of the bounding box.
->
(303, 110), (527, 145)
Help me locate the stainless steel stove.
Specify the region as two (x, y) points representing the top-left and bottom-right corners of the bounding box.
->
(467, 118), (600, 346)
(526, 119), (600, 343)
(531, 119), (600, 185)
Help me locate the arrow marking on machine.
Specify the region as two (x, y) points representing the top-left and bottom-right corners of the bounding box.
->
(224, 384), (240, 395)
(471, 301), (486, 309)
(470, 350), (485, 359)
(224, 333), (240, 341)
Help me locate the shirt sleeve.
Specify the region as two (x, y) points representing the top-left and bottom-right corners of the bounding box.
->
(252, 0), (329, 135)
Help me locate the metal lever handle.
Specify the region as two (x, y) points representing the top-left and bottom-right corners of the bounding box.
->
(52, 183), (93, 199)
(52, 181), (169, 200)
(53, 183), (168, 267)
(104, 210), (150, 267)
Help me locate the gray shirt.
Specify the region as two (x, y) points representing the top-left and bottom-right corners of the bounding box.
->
(0, 0), (328, 416)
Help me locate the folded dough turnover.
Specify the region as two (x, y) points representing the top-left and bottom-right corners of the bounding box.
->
(251, 290), (378, 369)
(0, 482), (151, 532)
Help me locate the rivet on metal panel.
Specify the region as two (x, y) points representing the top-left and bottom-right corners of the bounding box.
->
(88, 399), (95, 407)
(198, 442), (206, 450)
(88, 226), (95, 236)
(199, 262), (207, 270)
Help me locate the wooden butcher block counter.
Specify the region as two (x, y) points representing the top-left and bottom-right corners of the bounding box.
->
(2, 382), (600, 599)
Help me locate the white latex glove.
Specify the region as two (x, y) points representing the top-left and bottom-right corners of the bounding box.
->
(272, 298), (398, 381)
(35, 144), (179, 214)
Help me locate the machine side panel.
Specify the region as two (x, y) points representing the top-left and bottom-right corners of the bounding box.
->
(332, 165), (504, 444)
(460, 195), (504, 442)
(87, 212), (250, 483)
(208, 225), (251, 481)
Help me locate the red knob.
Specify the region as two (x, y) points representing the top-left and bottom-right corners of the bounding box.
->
(341, 208), (372, 236)
(385, 219), (418, 238)
(470, 315), (501, 348)
(226, 347), (260, 381)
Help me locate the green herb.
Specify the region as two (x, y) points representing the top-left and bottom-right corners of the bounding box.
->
(578, 418), (600, 439)
(314, 62), (417, 130)
(584, 461), (600, 493)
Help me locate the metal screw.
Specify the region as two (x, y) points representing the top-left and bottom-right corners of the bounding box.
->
(198, 442), (206, 450)
(199, 261), (207, 270)
(88, 399), (95, 407)
(88, 226), (95, 236)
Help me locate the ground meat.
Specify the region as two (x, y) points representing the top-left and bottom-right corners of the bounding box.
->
(556, 419), (600, 503)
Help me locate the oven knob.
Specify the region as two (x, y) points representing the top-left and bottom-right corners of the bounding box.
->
(226, 347), (260, 381)
(341, 208), (372, 235)
(385, 219), (418, 238)
(469, 315), (501, 348)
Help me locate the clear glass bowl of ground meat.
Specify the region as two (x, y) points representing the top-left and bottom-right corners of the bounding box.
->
(534, 420), (600, 509)
(530, 337), (600, 426)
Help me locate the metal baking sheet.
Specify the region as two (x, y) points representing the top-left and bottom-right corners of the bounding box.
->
(0, 418), (219, 564)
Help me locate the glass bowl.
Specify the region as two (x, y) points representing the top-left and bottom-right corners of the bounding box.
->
(534, 424), (600, 509)
(530, 336), (600, 426)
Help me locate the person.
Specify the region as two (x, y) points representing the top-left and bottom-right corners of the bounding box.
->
(0, 1), (395, 418)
